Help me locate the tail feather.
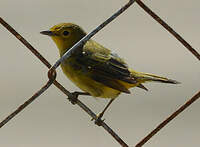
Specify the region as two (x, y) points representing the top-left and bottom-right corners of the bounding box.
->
(130, 70), (180, 84)
(139, 72), (180, 84)
(150, 78), (180, 84)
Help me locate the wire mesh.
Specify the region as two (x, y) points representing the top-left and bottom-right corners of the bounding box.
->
(0, 0), (199, 146)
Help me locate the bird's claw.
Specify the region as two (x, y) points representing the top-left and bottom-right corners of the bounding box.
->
(68, 92), (79, 105)
(91, 113), (105, 126)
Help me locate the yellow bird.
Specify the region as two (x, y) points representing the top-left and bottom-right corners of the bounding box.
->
(41, 23), (179, 121)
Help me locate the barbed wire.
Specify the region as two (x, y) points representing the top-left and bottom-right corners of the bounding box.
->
(0, 0), (199, 146)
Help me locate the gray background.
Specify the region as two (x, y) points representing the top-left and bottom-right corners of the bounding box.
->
(0, 0), (199, 146)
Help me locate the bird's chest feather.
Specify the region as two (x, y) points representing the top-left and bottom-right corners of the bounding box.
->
(61, 57), (99, 94)
(61, 57), (87, 82)
(60, 57), (120, 98)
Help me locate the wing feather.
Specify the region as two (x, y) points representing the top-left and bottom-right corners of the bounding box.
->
(75, 40), (137, 93)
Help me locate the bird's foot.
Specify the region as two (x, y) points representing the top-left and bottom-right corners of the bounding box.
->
(68, 91), (90, 105)
(68, 92), (79, 105)
(91, 112), (105, 126)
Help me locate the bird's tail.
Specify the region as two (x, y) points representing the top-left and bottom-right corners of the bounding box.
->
(130, 69), (180, 84)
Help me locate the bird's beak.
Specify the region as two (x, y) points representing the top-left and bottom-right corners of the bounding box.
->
(40, 30), (56, 36)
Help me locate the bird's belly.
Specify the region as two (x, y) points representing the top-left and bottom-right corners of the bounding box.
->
(61, 63), (120, 99)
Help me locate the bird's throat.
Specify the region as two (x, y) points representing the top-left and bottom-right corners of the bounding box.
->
(51, 37), (74, 57)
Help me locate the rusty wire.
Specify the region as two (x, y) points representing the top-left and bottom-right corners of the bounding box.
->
(49, 0), (136, 71)
(0, 0), (136, 146)
(134, 1), (200, 146)
(135, 90), (200, 147)
(0, 16), (130, 147)
(0, 0), (200, 147)
(136, 0), (200, 61)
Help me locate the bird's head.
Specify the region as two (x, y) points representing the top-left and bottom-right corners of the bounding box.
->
(40, 23), (86, 55)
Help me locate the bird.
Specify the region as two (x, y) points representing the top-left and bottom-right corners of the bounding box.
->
(40, 23), (179, 123)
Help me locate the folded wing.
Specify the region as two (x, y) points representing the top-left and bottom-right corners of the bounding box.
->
(76, 40), (139, 93)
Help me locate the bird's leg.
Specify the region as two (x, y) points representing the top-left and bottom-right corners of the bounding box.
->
(69, 91), (90, 105)
(94, 99), (115, 126)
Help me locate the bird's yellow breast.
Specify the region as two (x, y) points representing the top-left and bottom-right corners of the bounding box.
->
(61, 58), (121, 99)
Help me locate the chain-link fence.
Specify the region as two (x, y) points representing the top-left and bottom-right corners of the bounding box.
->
(0, 0), (199, 146)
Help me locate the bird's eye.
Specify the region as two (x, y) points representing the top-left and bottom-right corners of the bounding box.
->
(63, 31), (69, 36)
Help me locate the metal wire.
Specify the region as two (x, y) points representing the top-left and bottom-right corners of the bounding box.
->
(136, 0), (200, 61)
(0, 79), (55, 128)
(0, 0), (137, 146)
(49, 0), (136, 71)
(135, 90), (200, 147)
(0, 16), (129, 147)
(0, 0), (200, 147)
